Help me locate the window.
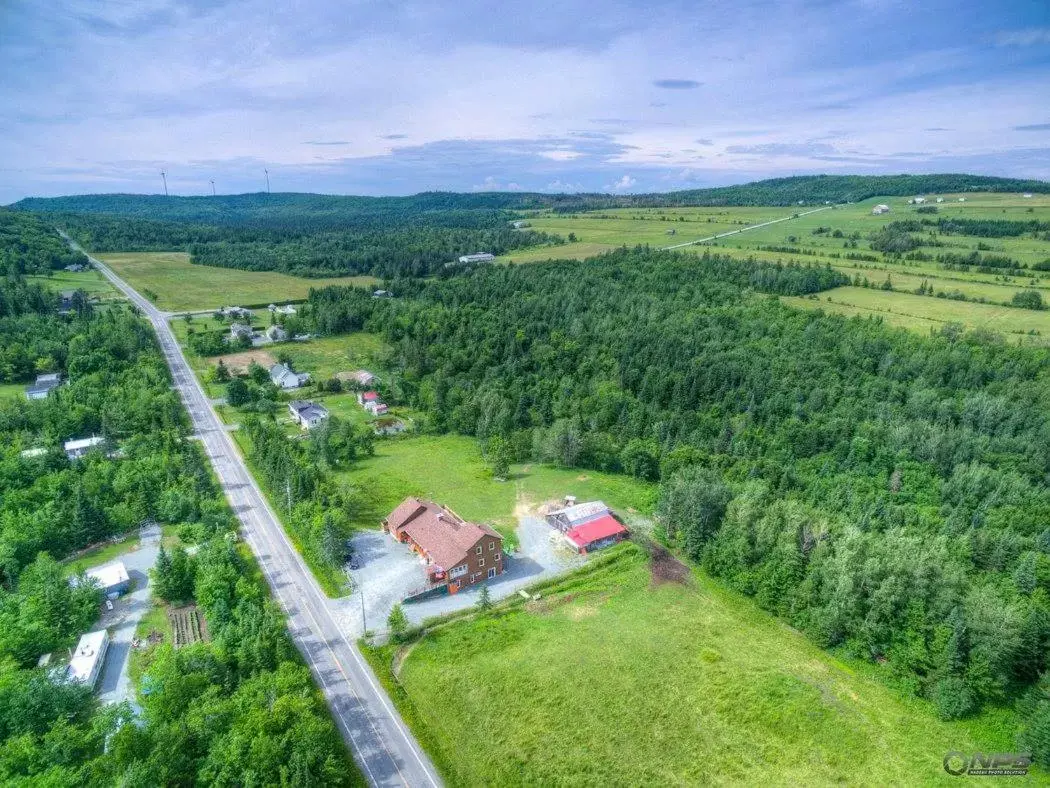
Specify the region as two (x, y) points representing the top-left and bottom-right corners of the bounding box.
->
(487, 568), (496, 579)
(476, 546), (482, 555)
(495, 552), (501, 560)
(478, 558), (485, 567)
(489, 542), (494, 551)
(450, 565), (467, 579)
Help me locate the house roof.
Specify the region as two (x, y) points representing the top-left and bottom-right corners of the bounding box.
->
(64, 436), (105, 452)
(565, 515), (628, 548)
(550, 500), (609, 526)
(289, 400), (328, 422)
(67, 630), (107, 684)
(386, 497), (501, 570)
(83, 561), (130, 590)
(362, 390), (379, 401)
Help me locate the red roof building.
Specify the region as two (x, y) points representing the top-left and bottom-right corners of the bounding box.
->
(383, 497), (504, 590)
(360, 391), (379, 402)
(564, 514), (629, 554)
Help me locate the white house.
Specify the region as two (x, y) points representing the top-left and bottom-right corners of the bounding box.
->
(67, 630), (109, 688)
(456, 252), (496, 265)
(229, 322), (254, 340)
(872, 204), (890, 215)
(288, 400), (329, 430)
(273, 304), (297, 315)
(958, 197), (966, 202)
(218, 306), (252, 319)
(1023, 193), (1034, 199)
(270, 363), (310, 389)
(364, 401), (388, 416)
(936, 197), (944, 203)
(74, 561), (131, 599)
(545, 500), (611, 533)
(265, 324), (288, 342)
(372, 289), (393, 299)
(26, 372), (62, 400)
(345, 370), (375, 386)
(64, 436), (105, 460)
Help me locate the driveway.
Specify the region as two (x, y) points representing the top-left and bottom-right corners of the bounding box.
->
(97, 523), (161, 706)
(334, 513), (585, 636)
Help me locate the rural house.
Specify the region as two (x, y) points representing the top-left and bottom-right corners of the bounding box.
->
(357, 390), (380, 405)
(365, 400), (388, 416)
(546, 500), (612, 532)
(218, 306), (252, 319)
(265, 324), (288, 342)
(268, 303), (297, 315)
(456, 252), (495, 265)
(64, 435), (105, 460)
(77, 560), (131, 598)
(383, 497), (504, 590)
(288, 400), (329, 430)
(372, 289), (393, 298)
(564, 515), (629, 554)
(871, 204), (890, 215)
(229, 322), (254, 340)
(25, 372), (62, 400)
(270, 363), (310, 389)
(341, 370), (376, 386)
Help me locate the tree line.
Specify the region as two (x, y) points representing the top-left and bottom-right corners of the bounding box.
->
(302, 246), (1050, 762)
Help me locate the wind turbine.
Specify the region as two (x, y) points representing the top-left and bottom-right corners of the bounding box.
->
(264, 168), (270, 194)
(210, 180), (216, 196)
(160, 170), (168, 196)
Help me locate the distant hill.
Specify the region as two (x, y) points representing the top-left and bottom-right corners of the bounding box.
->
(11, 174), (1050, 219)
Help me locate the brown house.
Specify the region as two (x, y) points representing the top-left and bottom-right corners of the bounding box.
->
(383, 497), (504, 592)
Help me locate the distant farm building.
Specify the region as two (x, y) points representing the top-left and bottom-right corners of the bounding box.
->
(270, 363), (310, 389)
(20, 447), (47, 459)
(78, 561), (131, 598)
(565, 515), (630, 554)
(268, 304), (297, 315)
(456, 253), (496, 265)
(358, 390), (379, 405)
(265, 324), (288, 342)
(64, 263), (88, 272)
(908, 196), (926, 204)
(1024, 193), (1034, 199)
(26, 372), (62, 400)
(546, 500), (612, 533)
(64, 435), (105, 460)
(936, 197), (944, 203)
(871, 204), (890, 215)
(383, 497), (504, 590)
(218, 306), (252, 319)
(67, 630), (109, 688)
(229, 322), (254, 340)
(510, 220), (530, 229)
(288, 400), (329, 430)
(338, 370), (376, 387)
(372, 289), (393, 298)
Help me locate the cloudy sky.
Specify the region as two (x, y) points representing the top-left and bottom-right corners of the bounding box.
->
(1, 0), (1048, 202)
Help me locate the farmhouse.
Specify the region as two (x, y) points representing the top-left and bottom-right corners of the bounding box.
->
(358, 390), (379, 405)
(64, 263), (88, 272)
(456, 252), (496, 265)
(270, 363), (310, 389)
(58, 290), (77, 314)
(1024, 193), (1034, 199)
(383, 497), (504, 589)
(546, 499), (612, 533)
(265, 324), (288, 342)
(341, 370), (376, 386)
(365, 400), (388, 416)
(218, 306), (252, 319)
(79, 560), (131, 598)
(372, 289), (393, 298)
(64, 435), (105, 460)
(67, 630), (109, 688)
(26, 372), (62, 400)
(871, 204), (890, 215)
(268, 303), (297, 315)
(288, 400), (329, 430)
(510, 220), (530, 229)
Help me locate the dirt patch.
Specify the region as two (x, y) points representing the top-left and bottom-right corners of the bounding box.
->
(647, 543), (692, 588)
(212, 349), (276, 374)
(526, 592), (576, 615)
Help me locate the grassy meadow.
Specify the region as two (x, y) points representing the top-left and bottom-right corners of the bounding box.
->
(98, 251), (377, 311)
(26, 268), (121, 299)
(372, 543), (1030, 787)
(504, 192), (1050, 341)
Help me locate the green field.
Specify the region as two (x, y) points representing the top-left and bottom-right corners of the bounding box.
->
(26, 268), (121, 298)
(503, 193), (1050, 341)
(374, 543), (1026, 786)
(0, 382), (25, 402)
(336, 434), (657, 547)
(98, 251), (378, 311)
(792, 287), (1050, 343)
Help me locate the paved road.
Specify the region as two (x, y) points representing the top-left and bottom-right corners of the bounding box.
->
(659, 205), (833, 250)
(69, 237), (441, 788)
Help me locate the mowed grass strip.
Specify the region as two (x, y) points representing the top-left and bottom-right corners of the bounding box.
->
(98, 251), (378, 312)
(390, 544), (1021, 787)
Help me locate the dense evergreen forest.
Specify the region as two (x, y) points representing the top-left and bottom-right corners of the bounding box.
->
(0, 215), (354, 784)
(12, 174), (1048, 278)
(303, 247), (1050, 762)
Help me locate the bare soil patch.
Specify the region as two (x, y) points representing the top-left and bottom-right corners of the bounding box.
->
(647, 542), (692, 588)
(168, 605), (209, 648)
(211, 349), (276, 374)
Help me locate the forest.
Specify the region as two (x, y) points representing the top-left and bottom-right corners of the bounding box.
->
(303, 247), (1050, 763)
(0, 214), (354, 784)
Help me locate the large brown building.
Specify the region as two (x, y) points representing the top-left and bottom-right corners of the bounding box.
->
(383, 497), (504, 591)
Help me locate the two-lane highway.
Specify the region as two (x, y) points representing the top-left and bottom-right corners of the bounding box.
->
(71, 238), (441, 788)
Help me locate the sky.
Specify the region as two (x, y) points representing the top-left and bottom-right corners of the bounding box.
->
(0, 0), (1048, 202)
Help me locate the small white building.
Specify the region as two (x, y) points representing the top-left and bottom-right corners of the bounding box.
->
(288, 400), (329, 430)
(958, 197), (966, 202)
(218, 306), (252, 319)
(67, 630), (109, 688)
(372, 289), (393, 299)
(456, 253), (496, 265)
(270, 363), (310, 390)
(545, 500), (611, 533)
(1023, 193), (1033, 199)
(79, 561), (131, 598)
(872, 204), (890, 215)
(909, 196), (926, 204)
(344, 370), (376, 386)
(936, 197), (944, 203)
(265, 324), (288, 342)
(364, 400), (388, 416)
(229, 322), (254, 340)
(26, 372), (62, 400)
(270, 304), (297, 315)
(64, 436), (105, 460)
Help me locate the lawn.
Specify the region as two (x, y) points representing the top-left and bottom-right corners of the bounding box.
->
(335, 434), (657, 548)
(97, 251), (378, 312)
(0, 382), (25, 402)
(375, 543), (1030, 786)
(26, 268), (121, 298)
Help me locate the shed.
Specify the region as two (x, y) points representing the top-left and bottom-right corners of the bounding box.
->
(564, 515), (629, 554)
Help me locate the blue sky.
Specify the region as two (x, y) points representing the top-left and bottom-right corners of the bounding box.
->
(0, 0), (1048, 202)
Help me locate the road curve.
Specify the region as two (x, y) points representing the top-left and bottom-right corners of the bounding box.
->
(70, 238), (442, 788)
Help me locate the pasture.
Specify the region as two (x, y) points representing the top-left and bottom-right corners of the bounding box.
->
(98, 251), (377, 311)
(26, 268), (120, 298)
(506, 192), (1050, 341)
(373, 543), (1021, 786)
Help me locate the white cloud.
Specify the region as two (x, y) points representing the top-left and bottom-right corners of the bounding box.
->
(994, 28), (1050, 47)
(607, 174), (637, 191)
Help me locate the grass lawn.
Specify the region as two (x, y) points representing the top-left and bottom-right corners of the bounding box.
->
(0, 382), (25, 402)
(26, 268), (121, 298)
(335, 434), (657, 549)
(97, 251), (378, 312)
(64, 532), (142, 575)
(374, 543), (1031, 786)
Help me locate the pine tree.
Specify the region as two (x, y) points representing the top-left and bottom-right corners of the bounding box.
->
(477, 584), (492, 612)
(387, 603), (408, 642)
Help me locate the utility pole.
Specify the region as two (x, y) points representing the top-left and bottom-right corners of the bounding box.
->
(285, 475), (292, 513)
(359, 580), (367, 633)
(264, 168), (270, 194)
(210, 180), (216, 196)
(160, 170), (168, 196)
